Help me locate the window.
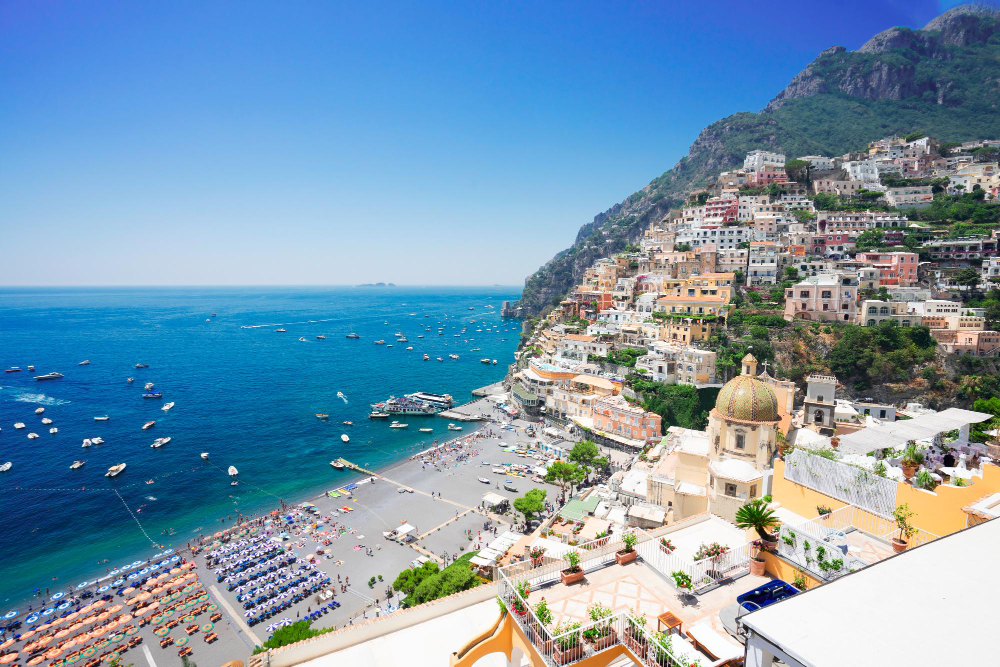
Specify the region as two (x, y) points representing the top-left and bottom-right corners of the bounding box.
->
(749, 484), (757, 499)
(735, 433), (745, 450)
(725, 483), (738, 497)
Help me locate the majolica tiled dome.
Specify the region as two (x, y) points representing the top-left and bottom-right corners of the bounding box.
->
(714, 374), (780, 423)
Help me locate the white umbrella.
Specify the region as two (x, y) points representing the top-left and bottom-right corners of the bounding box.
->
(278, 617), (293, 627)
(266, 622), (280, 633)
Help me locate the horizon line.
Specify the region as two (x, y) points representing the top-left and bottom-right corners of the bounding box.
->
(0, 283), (525, 289)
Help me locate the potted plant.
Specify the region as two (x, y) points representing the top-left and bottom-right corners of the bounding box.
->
(891, 503), (916, 553)
(659, 537), (676, 554)
(671, 570), (693, 591)
(560, 549), (584, 585)
(530, 598), (554, 653)
(900, 441), (924, 480)
(552, 621), (583, 665)
(583, 603), (617, 651)
(652, 630), (678, 665)
(624, 609), (648, 658)
(749, 539), (766, 576)
(735, 498), (780, 552)
(511, 580), (530, 617)
(692, 542), (730, 562)
(816, 505), (832, 519)
(616, 531), (639, 565)
(529, 545), (547, 566)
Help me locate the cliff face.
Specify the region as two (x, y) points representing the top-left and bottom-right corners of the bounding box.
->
(514, 4), (1000, 316)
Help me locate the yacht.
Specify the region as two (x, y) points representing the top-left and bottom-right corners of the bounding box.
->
(35, 407), (45, 415)
(0, 462), (11, 472)
(14, 423), (25, 429)
(105, 463), (126, 478)
(330, 460), (345, 469)
(150, 438), (167, 448)
(316, 413), (330, 420)
(388, 421), (408, 429)
(49, 427), (58, 434)
(369, 411), (390, 419)
(423, 354), (430, 361)
(162, 402), (175, 411)
(135, 363), (149, 369)
(34, 372), (64, 381)
(79, 360), (90, 366)
(142, 392), (162, 399)
(4, 367), (21, 373)
(345, 333), (360, 339)
(374, 340), (386, 345)
(95, 415), (109, 421)
(200, 452), (209, 460)
(447, 424), (463, 431)
(27, 365), (34, 371)
(371, 396), (438, 415)
(437, 357), (443, 362)
(27, 433), (39, 439)
(144, 382), (155, 390)
(342, 420), (353, 425)
(91, 437), (104, 445)
(127, 377), (134, 384)
(449, 354), (460, 360)
(405, 392), (454, 410)
(82, 439), (92, 448)
(70, 460), (85, 469)
(41, 417), (53, 424)
(275, 328), (287, 332)
(142, 421), (156, 430)
(418, 428), (433, 433)
(480, 358), (491, 364)
(341, 434), (350, 442)
(316, 335), (327, 340)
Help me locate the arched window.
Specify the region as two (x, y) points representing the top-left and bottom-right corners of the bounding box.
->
(868, 306), (877, 314)
(879, 307), (889, 315)
(814, 409), (825, 423)
(868, 319), (876, 326)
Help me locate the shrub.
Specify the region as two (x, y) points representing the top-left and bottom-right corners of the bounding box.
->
(671, 570), (693, 590)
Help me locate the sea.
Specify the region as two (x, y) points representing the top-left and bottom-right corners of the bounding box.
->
(0, 286), (521, 612)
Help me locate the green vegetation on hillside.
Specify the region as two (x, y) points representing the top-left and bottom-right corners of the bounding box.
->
(626, 379), (718, 433)
(393, 553), (481, 608)
(826, 322), (937, 390)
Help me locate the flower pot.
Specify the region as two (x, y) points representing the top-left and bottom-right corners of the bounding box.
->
(760, 536), (778, 553)
(615, 549), (638, 565)
(891, 538), (908, 554)
(901, 463), (918, 480)
(624, 630), (647, 659)
(750, 558), (766, 576)
(553, 643), (583, 665)
(659, 543), (675, 555)
(591, 628), (617, 651)
(512, 605), (528, 618)
(560, 568), (585, 585)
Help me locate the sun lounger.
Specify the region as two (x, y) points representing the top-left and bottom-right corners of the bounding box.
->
(686, 622), (744, 666)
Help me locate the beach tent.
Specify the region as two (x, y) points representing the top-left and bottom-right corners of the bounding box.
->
(393, 524), (416, 542)
(481, 492), (507, 508)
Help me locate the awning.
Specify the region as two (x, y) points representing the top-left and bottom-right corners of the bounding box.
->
(469, 556), (495, 567)
(482, 492), (507, 507)
(837, 408), (992, 455)
(394, 523), (416, 536)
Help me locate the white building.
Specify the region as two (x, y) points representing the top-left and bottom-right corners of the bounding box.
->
(798, 155), (834, 171)
(744, 150), (786, 172)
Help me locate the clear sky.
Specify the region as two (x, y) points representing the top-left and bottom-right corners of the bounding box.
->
(0, 0), (968, 286)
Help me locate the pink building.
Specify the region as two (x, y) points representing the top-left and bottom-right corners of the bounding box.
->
(933, 329), (1000, 357)
(704, 197), (738, 224)
(856, 252), (919, 286)
(783, 273), (860, 323)
(593, 395), (662, 442)
(748, 169), (789, 186)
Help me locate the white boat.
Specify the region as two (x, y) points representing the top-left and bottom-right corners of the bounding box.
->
(341, 434), (350, 442)
(35, 407), (45, 415)
(228, 465), (239, 476)
(316, 335), (326, 340)
(492, 360), (497, 365)
(275, 328), (287, 332)
(41, 417), (53, 425)
(298, 337), (307, 341)
(94, 415), (109, 421)
(449, 354), (459, 360)
(478, 477), (490, 484)
(142, 421), (155, 430)
(49, 427), (58, 434)
(105, 463), (126, 478)
(91, 437), (104, 445)
(14, 422), (25, 429)
(447, 424), (462, 431)
(79, 360), (90, 365)
(35, 372), (64, 380)
(144, 382), (154, 390)
(0, 462), (11, 472)
(406, 346), (413, 351)
(162, 402), (175, 412)
(82, 438), (92, 448)
(419, 428), (433, 433)
(330, 460), (344, 469)
(436, 357), (443, 362)
(388, 421), (408, 429)
(480, 358), (491, 364)
(27, 432), (39, 439)
(423, 354), (430, 360)
(337, 392), (347, 402)
(150, 437), (171, 448)
(201, 452), (209, 459)
(135, 363), (149, 369)
(70, 460), (85, 469)
(127, 377), (134, 384)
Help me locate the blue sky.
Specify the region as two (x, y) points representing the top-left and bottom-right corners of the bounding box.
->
(0, 1), (970, 286)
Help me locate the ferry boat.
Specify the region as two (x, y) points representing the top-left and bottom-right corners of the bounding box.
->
(369, 411), (390, 419)
(371, 396), (438, 415)
(341, 434), (350, 442)
(135, 363), (149, 369)
(142, 421), (156, 430)
(162, 402), (175, 411)
(79, 360), (90, 365)
(4, 367), (21, 373)
(330, 460), (345, 469)
(105, 463), (127, 478)
(388, 421), (408, 429)
(345, 333), (360, 339)
(447, 423), (463, 431)
(70, 460), (85, 469)
(405, 392), (454, 410)
(316, 413), (330, 420)
(95, 415), (109, 421)
(142, 392), (163, 399)
(34, 372), (64, 381)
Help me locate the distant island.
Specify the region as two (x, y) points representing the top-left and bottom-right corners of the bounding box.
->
(356, 282), (396, 288)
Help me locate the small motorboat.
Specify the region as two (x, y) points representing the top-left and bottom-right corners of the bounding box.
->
(27, 432), (39, 439)
(105, 463), (127, 478)
(316, 413), (330, 420)
(4, 367), (21, 373)
(91, 437), (104, 445)
(201, 452), (209, 460)
(95, 415), (109, 421)
(492, 360), (498, 365)
(316, 335), (327, 340)
(345, 333), (360, 339)
(79, 360), (90, 366)
(228, 465), (238, 476)
(150, 438), (168, 448)
(406, 346), (413, 351)
(275, 328), (287, 332)
(480, 358), (491, 364)
(34, 372), (64, 381)
(436, 357), (443, 362)
(389, 421), (408, 429)
(41, 417), (53, 425)
(419, 428), (433, 433)
(142, 392), (162, 399)
(341, 434), (350, 442)
(206, 318), (211, 322)
(49, 427), (58, 434)
(330, 460), (345, 469)
(449, 354), (459, 360)
(478, 477), (490, 484)
(35, 407), (45, 414)
(342, 420), (353, 425)
(369, 411), (390, 419)
(337, 392), (347, 402)
(211, 313), (216, 317)
(82, 438), (92, 448)
(162, 402), (175, 411)
(298, 337), (307, 342)
(70, 460), (85, 469)
(0, 462), (11, 472)
(144, 382), (154, 390)
(14, 422), (25, 429)
(423, 354), (430, 360)
(135, 363), (149, 368)
(127, 377), (134, 384)
(27, 365), (34, 371)
(447, 424), (462, 431)
(142, 421), (156, 430)
(374, 340), (385, 345)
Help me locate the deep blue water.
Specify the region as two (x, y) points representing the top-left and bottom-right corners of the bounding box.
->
(0, 286), (519, 610)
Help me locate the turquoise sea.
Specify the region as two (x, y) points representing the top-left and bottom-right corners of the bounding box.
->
(0, 286), (520, 612)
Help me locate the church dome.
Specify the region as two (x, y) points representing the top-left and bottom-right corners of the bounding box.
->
(714, 374), (780, 423)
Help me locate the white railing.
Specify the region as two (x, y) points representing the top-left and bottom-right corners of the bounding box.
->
(637, 529), (754, 593)
(783, 449), (898, 518)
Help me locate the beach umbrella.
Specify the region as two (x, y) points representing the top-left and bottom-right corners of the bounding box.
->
(175, 637), (188, 647)
(37, 636), (53, 648)
(116, 614), (131, 624)
(0, 640), (12, 650)
(153, 627), (168, 638)
(136, 592), (150, 603)
(95, 613), (109, 622)
(68, 623), (83, 632)
(25, 615), (39, 624)
(278, 618), (292, 627)
(124, 627), (138, 637)
(0, 654), (18, 664)
(20, 630), (36, 640)
(57, 602), (71, 611)
(90, 601), (106, 610)
(207, 603), (218, 612)
(81, 648), (94, 658)
(109, 633), (124, 644)
(101, 651), (119, 664)
(112, 579), (124, 587)
(121, 588), (134, 596)
(66, 654), (81, 664)
(92, 639), (108, 650)
(51, 593), (65, 602)
(96, 586), (110, 594)
(45, 647), (62, 659)
(54, 630), (69, 639)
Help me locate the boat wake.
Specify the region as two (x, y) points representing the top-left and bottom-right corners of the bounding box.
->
(13, 392), (71, 406)
(240, 318), (340, 329)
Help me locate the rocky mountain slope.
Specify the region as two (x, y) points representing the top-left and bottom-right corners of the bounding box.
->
(514, 4), (1000, 315)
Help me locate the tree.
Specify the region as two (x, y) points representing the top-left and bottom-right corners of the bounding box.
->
(954, 267), (982, 294)
(393, 561), (439, 595)
(812, 192), (839, 210)
(735, 499), (780, 540)
(545, 461), (584, 496)
(674, 242), (692, 252)
(855, 229), (885, 251)
(513, 488), (546, 527)
(252, 620), (333, 654)
(784, 266), (799, 280)
(784, 159), (810, 183)
(568, 440), (607, 478)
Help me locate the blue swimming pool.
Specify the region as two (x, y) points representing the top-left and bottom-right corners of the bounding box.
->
(737, 579), (800, 612)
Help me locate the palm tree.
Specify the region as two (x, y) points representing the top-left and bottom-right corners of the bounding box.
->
(735, 499), (780, 540)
